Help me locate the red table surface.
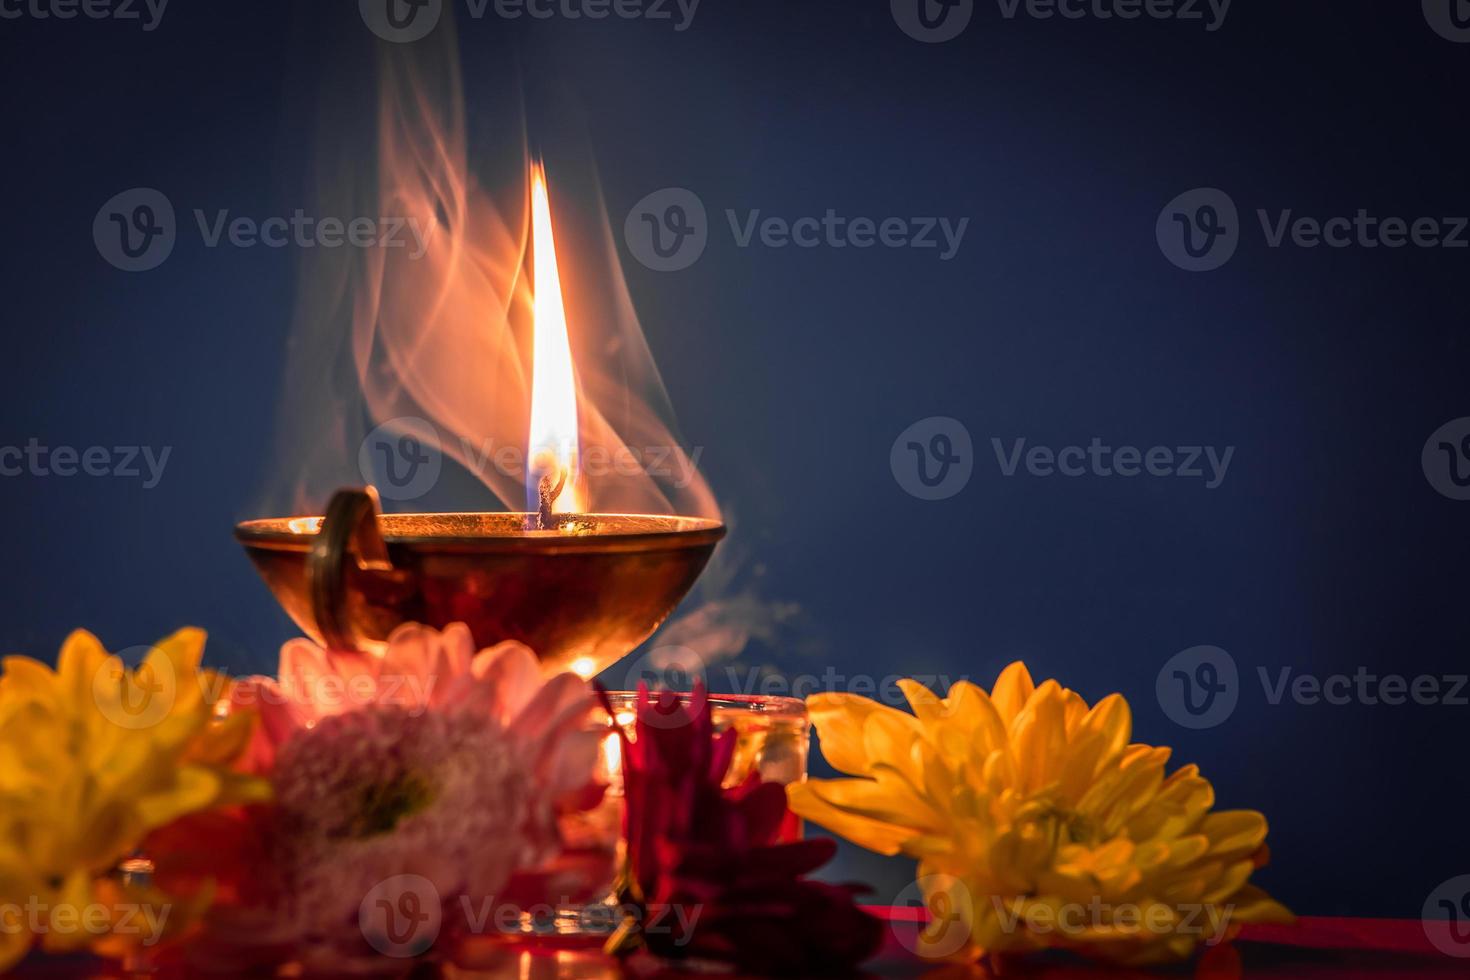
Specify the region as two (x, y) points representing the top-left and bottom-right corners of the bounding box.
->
(10, 912), (1464, 977)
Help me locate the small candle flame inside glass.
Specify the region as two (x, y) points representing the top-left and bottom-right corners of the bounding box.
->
(527, 162), (587, 517)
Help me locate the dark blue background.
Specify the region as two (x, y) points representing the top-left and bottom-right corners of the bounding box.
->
(1, 0), (1466, 918)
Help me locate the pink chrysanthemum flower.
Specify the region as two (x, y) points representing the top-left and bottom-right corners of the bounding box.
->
(149, 624), (601, 971)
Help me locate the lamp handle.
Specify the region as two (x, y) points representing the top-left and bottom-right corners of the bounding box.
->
(308, 486), (392, 651)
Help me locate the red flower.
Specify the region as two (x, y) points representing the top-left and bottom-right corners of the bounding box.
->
(607, 684), (882, 974)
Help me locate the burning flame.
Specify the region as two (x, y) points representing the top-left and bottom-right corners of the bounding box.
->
(527, 163), (586, 515)
(260, 22), (718, 525)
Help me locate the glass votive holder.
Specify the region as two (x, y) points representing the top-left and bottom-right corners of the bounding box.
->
(508, 692), (809, 941)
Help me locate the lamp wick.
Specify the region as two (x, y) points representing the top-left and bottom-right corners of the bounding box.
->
(535, 466), (567, 530)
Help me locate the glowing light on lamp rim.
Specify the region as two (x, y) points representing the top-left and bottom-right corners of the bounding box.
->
(527, 162), (586, 514)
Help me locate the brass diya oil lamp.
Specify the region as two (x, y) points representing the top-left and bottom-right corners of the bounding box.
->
(235, 164), (723, 677)
(234, 499), (724, 677)
(233, 162), (796, 941)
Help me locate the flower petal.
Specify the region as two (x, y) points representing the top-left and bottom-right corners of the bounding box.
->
(807, 692), (918, 777)
(989, 661), (1036, 725)
(786, 782), (916, 856)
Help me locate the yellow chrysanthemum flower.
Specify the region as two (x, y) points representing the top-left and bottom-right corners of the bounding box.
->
(788, 663), (1293, 966)
(0, 628), (270, 971)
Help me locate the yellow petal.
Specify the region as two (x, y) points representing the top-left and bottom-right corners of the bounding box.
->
(186, 709), (257, 767)
(1078, 694), (1131, 757)
(1009, 681), (1068, 796)
(0, 655), (61, 707)
(148, 629), (209, 740)
(941, 680), (1009, 754)
(989, 661), (1036, 724)
(1224, 884), (1294, 925)
(862, 711), (925, 788)
(57, 631), (111, 712)
(1201, 810), (1269, 860)
(0, 924), (30, 974)
(808, 692), (919, 776)
(786, 781), (916, 855)
(134, 765), (222, 828)
(1056, 694), (1133, 804)
(150, 627), (207, 675)
(897, 678), (947, 723)
(1060, 687), (1089, 733)
(808, 773), (943, 832)
(0, 855), (39, 970)
(41, 869), (97, 953)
